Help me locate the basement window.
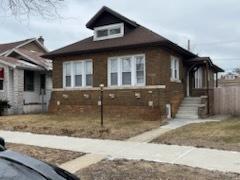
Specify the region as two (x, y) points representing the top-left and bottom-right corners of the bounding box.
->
(94, 23), (124, 41)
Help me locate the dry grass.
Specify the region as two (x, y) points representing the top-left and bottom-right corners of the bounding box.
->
(0, 114), (160, 140)
(153, 117), (240, 151)
(76, 159), (240, 180)
(6, 143), (84, 165)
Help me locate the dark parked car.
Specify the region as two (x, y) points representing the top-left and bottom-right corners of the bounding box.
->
(0, 137), (79, 180)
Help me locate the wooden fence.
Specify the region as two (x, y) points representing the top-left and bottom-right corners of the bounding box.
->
(214, 87), (240, 115)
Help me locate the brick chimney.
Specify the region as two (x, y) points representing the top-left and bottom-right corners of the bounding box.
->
(38, 36), (44, 45)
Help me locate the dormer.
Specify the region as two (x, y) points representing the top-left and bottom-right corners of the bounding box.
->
(86, 6), (138, 41)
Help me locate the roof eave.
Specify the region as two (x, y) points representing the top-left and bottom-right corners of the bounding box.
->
(42, 41), (169, 58)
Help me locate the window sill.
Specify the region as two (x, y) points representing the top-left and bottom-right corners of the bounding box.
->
(170, 79), (182, 83)
(63, 86), (94, 90)
(55, 85), (166, 91)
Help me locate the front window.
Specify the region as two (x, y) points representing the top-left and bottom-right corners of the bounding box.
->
(24, 70), (34, 91)
(85, 61), (93, 86)
(109, 59), (118, 86)
(74, 62), (82, 87)
(94, 23), (124, 41)
(63, 60), (93, 88)
(121, 57), (132, 85)
(108, 54), (145, 87)
(64, 63), (71, 87)
(170, 56), (180, 81)
(136, 56), (145, 84)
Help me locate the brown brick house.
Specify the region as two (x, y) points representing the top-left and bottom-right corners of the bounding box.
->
(44, 6), (224, 120)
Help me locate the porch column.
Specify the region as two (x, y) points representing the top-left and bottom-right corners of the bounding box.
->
(13, 69), (24, 114)
(205, 61), (210, 114)
(216, 72), (218, 87)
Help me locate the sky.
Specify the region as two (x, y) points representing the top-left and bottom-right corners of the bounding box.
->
(0, 0), (240, 72)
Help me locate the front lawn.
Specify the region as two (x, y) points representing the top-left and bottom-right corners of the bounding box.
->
(0, 114), (160, 140)
(153, 117), (240, 151)
(6, 143), (84, 165)
(76, 159), (240, 180)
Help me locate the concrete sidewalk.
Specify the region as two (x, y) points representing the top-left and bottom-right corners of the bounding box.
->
(1, 130), (239, 174)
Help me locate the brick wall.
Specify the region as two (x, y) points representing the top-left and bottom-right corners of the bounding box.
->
(49, 88), (166, 120)
(50, 46), (186, 120)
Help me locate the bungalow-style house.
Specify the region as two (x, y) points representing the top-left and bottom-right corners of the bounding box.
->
(0, 37), (52, 114)
(44, 6), (224, 120)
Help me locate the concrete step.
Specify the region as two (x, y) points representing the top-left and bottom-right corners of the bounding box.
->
(175, 114), (199, 119)
(184, 97), (201, 100)
(182, 100), (201, 104)
(178, 108), (198, 112)
(177, 111), (198, 115)
(180, 104), (202, 107)
(178, 107), (198, 111)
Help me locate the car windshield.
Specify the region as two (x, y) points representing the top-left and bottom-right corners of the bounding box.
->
(0, 158), (47, 180)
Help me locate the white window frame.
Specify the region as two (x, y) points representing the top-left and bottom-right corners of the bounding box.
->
(63, 60), (93, 88)
(170, 56), (180, 82)
(107, 54), (146, 87)
(94, 23), (124, 41)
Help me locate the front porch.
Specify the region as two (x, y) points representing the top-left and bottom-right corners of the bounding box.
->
(178, 57), (224, 119)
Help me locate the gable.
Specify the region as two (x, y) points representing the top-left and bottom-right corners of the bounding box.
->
(86, 6), (138, 30)
(20, 41), (46, 53)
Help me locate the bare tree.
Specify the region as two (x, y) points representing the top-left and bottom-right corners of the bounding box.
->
(0, 0), (64, 19)
(233, 68), (240, 75)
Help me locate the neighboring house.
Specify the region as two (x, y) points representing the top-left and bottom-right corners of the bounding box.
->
(219, 73), (240, 87)
(44, 6), (224, 120)
(0, 37), (52, 114)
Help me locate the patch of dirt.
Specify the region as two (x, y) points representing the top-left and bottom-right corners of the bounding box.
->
(76, 159), (240, 180)
(0, 114), (161, 140)
(6, 143), (84, 165)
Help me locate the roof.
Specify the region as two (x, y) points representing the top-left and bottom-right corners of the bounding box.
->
(0, 37), (51, 71)
(188, 57), (224, 72)
(0, 38), (33, 55)
(16, 48), (52, 70)
(44, 25), (196, 58)
(43, 6), (223, 72)
(86, 6), (138, 29)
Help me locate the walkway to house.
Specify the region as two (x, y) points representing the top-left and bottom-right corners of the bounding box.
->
(0, 116), (239, 174)
(127, 115), (228, 142)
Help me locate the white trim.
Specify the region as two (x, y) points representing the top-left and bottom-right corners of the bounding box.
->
(107, 54), (146, 87)
(63, 60), (93, 88)
(94, 23), (124, 41)
(53, 85), (166, 92)
(0, 59), (16, 68)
